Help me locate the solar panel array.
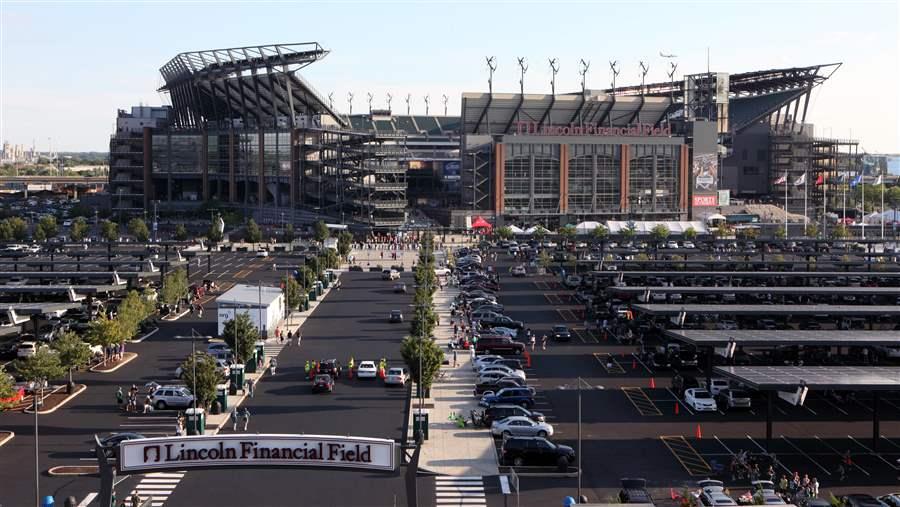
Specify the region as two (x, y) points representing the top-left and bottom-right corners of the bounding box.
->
(715, 366), (900, 390)
(664, 329), (900, 346)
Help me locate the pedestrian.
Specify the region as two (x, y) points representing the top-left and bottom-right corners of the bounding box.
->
(811, 477), (819, 498)
(452, 349), (458, 367)
(231, 409), (239, 431)
(287, 330), (293, 346)
(242, 408), (251, 431)
(175, 418), (183, 436)
(116, 387), (124, 410)
(469, 345), (476, 362)
(529, 334), (536, 351)
(778, 475), (788, 493)
(143, 396), (153, 413)
(305, 360), (310, 377)
(246, 378), (254, 398)
(837, 462), (846, 481)
(541, 334), (548, 351)
(270, 357), (277, 375)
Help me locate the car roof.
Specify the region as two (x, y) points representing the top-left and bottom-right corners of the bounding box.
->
(499, 416), (531, 423)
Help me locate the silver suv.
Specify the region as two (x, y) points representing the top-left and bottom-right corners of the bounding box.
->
(150, 386), (194, 410)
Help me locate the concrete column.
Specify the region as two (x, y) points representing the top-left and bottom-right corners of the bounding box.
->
(201, 131), (209, 201)
(591, 153), (598, 212)
(493, 143), (505, 213)
(258, 129), (265, 208)
(142, 127), (153, 209)
(228, 131), (236, 203)
(620, 144), (630, 213)
(290, 130), (297, 211)
(528, 154), (535, 213)
(559, 144), (569, 213)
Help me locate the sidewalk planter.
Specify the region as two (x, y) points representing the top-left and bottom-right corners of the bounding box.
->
(413, 409), (429, 441)
(229, 364), (245, 394)
(245, 350), (258, 373)
(308, 290), (317, 302)
(216, 384), (228, 411)
(185, 408), (206, 435)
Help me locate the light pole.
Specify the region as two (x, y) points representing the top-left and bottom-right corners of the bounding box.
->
(34, 376), (43, 507)
(576, 377), (602, 501)
(191, 328), (199, 434)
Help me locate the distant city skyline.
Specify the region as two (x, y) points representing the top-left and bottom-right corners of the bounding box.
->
(1, 1), (897, 152)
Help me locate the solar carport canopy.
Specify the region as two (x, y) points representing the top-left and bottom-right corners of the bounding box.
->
(631, 304), (900, 316)
(663, 329), (900, 347)
(714, 366), (900, 391)
(610, 286), (900, 295)
(590, 271), (900, 278)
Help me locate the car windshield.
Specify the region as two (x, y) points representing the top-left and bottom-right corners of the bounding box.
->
(553, 326), (567, 332)
(694, 390), (712, 399)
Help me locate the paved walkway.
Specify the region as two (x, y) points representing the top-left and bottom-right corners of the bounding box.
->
(408, 285), (499, 476)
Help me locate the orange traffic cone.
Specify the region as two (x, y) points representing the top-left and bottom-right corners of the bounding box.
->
(649, 377), (656, 389)
(674, 402), (679, 415)
(632, 359), (637, 370)
(524, 351), (532, 368)
(695, 423), (702, 439)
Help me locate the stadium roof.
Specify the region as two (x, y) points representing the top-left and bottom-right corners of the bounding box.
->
(663, 329), (900, 347)
(714, 366), (900, 391)
(609, 286), (900, 295)
(631, 304), (900, 316)
(158, 43), (346, 129)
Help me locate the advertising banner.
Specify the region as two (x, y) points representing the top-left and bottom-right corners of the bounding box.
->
(442, 161), (461, 181)
(119, 434), (397, 473)
(693, 153), (718, 192)
(692, 195), (718, 207)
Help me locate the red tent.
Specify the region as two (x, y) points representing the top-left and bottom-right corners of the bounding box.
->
(471, 216), (493, 231)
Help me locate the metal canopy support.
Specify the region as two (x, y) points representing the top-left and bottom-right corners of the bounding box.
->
(504, 95), (526, 134)
(765, 392), (773, 452)
(798, 90), (812, 134)
(873, 391), (880, 452)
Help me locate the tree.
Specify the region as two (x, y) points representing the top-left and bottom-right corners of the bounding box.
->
(307, 256), (321, 278)
(774, 226), (787, 239)
(400, 335), (444, 391)
(33, 226), (47, 242)
(0, 220), (12, 242)
(804, 223), (819, 238)
(0, 367), (16, 407)
(297, 265), (315, 291)
(178, 352), (220, 409)
(683, 227), (698, 241)
(100, 220), (118, 242)
(70, 217), (89, 242)
(221, 312), (259, 364)
(558, 224), (576, 245)
(650, 224), (670, 243)
(314, 220), (330, 243)
(245, 219), (262, 244)
(117, 290), (154, 340)
(831, 223), (850, 240)
(128, 218), (150, 242)
(282, 276), (303, 312)
(537, 251), (552, 269)
(532, 226), (547, 242)
(86, 314), (126, 361)
(207, 221), (224, 244)
(160, 268), (189, 307)
(16, 348), (66, 399)
(337, 230), (352, 259)
(737, 227), (760, 240)
(174, 224), (188, 241)
(51, 331), (92, 388)
(284, 223), (295, 243)
(621, 226), (636, 240)
(7, 217), (27, 241)
(36, 215), (58, 241)
(592, 225), (609, 243)
(496, 226), (514, 241)
(714, 225), (733, 239)
(321, 249), (340, 270)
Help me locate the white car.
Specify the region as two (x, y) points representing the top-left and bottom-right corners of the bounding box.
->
(511, 265), (527, 277)
(708, 378), (730, 396)
(478, 365), (526, 381)
(683, 241), (696, 249)
(26, 245), (41, 253)
(685, 388), (718, 412)
(357, 361), (378, 379)
(384, 367), (408, 386)
(666, 241), (679, 249)
(472, 355), (504, 371)
(488, 327), (518, 338)
(490, 416), (554, 438)
(255, 249), (269, 258)
(564, 275), (581, 288)
(508, 246), (520, 254)
(17, 341), (40, 358)
(62, 220), (72, 227)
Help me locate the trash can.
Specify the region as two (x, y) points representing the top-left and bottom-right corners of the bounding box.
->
(413, 409), (429, 441)
(315, 281), (323, 296)
(185, 407), (206, 435)
(229, 364), (245, 394)
(309, 289), (317, 302)
(303, 299), (310, 311)
(216, 384), (228, 411)
(245, 349), (258, 374)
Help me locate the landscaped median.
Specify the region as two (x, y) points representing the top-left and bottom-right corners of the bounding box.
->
(22, 384), (87, 414)
(48, 465), (98, 476)
(0, 431), (14, 448)
(89, 352), (137, 373)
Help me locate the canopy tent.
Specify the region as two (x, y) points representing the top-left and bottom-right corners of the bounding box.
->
(863, 210), (900, 224)
(471, 216), (493, 230)
(523, 225), (550, 235)
(574, 221), (602, 234)
(506, 225), (526, 235)
(605, 221), (708, 234)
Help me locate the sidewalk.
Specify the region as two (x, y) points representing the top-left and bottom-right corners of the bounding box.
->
(204, 271), (343, 433)
(408, 285), (499, 476)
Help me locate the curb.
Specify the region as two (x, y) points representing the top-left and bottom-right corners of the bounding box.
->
(131, 327), (159, 343)
(89, 352), (138, 373)
(23, 384), (86, 414)
(48, 465), (98, 476)
(0, 431), (14, 448)
(162, 309), (190, 321)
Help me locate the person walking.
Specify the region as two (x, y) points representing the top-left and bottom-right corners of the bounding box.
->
(231, 409), (239, 431)
(286, 330), (293, 347)
(270, 357), (277, 375)
(142, 395), (153, 414)
(116, 387), (124, 410)
(245, 378), (254, 398)
(452, 349), (458, 367)
(304, 360), (311, 378)
(811, 477), (819, 498)
(242, 408), (251, 431)
(541, 334), (548, 351)
(529, 334), (536, 351)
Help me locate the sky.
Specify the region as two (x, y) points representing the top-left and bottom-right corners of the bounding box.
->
(1, 0), (898, 153)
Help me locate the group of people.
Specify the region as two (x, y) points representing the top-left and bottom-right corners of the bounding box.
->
(727, 450), (821, 503)
(105, 343), (127, 363)
(230, 407), (252, 431)
(115, 384), (144, 413)
(777, 472), (820, 503)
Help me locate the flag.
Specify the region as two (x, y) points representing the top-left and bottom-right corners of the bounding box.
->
(793, 174), (806, 186)
(873, 175), (883, 185)
(815, 174), (824, 186)
(837, 173), (846, 183)
(850, 174), (863, 188)
(774, 174), (787, 185)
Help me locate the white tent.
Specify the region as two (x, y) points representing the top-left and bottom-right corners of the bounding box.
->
(523, 225), (550, 235)
(507, 225), (526, 235)
(574, 221), (602, 234)
(864, 210), (900, 224)
(605, 220), (708, 235)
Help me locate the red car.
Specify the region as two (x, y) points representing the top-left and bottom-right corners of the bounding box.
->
(312, 374), (334, 393)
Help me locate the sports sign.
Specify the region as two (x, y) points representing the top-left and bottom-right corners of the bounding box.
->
(119, 434), (396, 473)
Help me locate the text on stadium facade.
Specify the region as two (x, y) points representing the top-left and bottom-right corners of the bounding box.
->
(515, 121), (672, 137)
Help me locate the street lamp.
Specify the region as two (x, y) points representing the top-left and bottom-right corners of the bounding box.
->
(576, 377), (603, 501)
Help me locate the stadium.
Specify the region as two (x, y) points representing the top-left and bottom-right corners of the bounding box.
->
(109, 42), (856, 229)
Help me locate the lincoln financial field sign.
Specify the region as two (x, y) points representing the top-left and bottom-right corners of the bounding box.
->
(119, 434), (397, 473)
(515, 120), (673, 137)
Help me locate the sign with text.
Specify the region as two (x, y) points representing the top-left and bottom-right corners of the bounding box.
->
(692, 194), (718, 207)
(119, 434), (396, 473)
(515, 121), (672, 137)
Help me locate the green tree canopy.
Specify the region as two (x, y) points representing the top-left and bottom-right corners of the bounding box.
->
(16, 348), (65, 386)
(222, 312), (259, 364)
(337, 230), (352, 259)
(128, 218), (150, 242)
(70, 217), (89, 242)
(179, 352), (220, 409)
(117, 290), (154, 340)
(558, 224), (577, 244)
(100, 220), (118, 242)
(283, 276), (303, 312)
(496, 226), (514, 240)
(33, 226), (47, 242)
(831, 223), (850, 240)
(174, 224), (188, 241)
(0, 367), (16, 405)
(284, 223), (295, 243)
(621, 226), (636, 240)
(592, 225), (609, 242)
(532, 226), (547, 241)
(207, 221), (224, 244)
(400, 335), (444, 390)
(87, 314), (127, 354)
(37, 215), (59, 241)
(52, 331), (92, 385)
(683, 227), (698, 241)
(245, 219), (262, 244)
(7, 217), (28, 241)
(650, 224), (670, 243)
(804, 223), (819, 238)
(774, 226), (787, 239)
(314, 220), (330, 243)
(160, 268), (189, 307)
(297, 265), (315, 290)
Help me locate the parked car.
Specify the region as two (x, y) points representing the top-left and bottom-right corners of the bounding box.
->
(384, 367), (409, 386)
(491, 416), (554, 438)
(716, 389), (752, 410)
(618, 478), (653, 504)
(499, 436), (574, 469)
(475, 336), (525, 355)
(393, 283), (407, 293)
(382, 269), (400, 281)
(255, 249), (269, 258)
(312, 374), (334, 393)
(472, 355), (505, 370)
(748, 481), (787, 505)
(551, 325), (572, 342)
(480, 387), (535, 408)
(511, 265), (527, 277)
(564, 275), (581, 288)
(478, 315), (524, 330)
(696, 479), (737, 506)
(843, 495), (890, 507)
(684, 388), (717, 412)
(150, 386), (194, 410)
(483, 404), (545, 425)
(478, 364), (526, 381)
(389, 310), (403, 323)
(708, 378), (730, 396)
(16, 341), (40, 358)
(318, 359), (343, 378)
(94, 432), (146, 455)
(474, 377), (527, 395)
(356, 361), (377, 379)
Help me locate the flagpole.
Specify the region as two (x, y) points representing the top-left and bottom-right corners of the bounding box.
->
(861, 168), (866, 239)
(784, 173), (788, 235)
(822, 172), (827, 238)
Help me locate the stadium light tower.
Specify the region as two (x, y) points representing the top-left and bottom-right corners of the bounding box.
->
(327, 92), (334, 111)
(424, 94), (430, 115)
(609, 61), (620, 127)
(347, 92), (354, 115)
(578, 59), (591, 127)
(517, 57), (528, 95)
(386, 93), (393, 112)
(442, 94), (449, 116)
(549, 58), (559, 95)
(367, 92), (374, 114)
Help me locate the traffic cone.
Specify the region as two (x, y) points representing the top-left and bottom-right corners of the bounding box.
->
(524, 351), (532, 368)
(632, 359), (637, 370)
(348, 368), (353, 379)
(670, 488), (677, 500)
(695, 423), (702, 439)
(649, 377), (656, 389)
(674, 402), (679, 415)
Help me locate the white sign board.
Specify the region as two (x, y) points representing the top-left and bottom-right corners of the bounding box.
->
(119, 434), (396, 473)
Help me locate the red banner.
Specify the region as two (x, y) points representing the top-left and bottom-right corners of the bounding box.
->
(692, 195), (718, 207)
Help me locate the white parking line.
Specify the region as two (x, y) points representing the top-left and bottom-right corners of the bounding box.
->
(666, 388), (694, 415)
(814, 435), (869, 477)
(713, 436), (736, 456)
(847, 435), (900, 470)
(630, 353), (654, 375)
(76, 493), (97, 507)
(744, 434), (792, 475)
(782, 435), (831, 476)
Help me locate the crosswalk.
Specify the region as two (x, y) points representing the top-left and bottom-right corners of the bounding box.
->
(129, 471), (187, 507)
(435, 476), (486, 506)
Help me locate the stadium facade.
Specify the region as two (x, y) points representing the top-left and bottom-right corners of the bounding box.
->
(109, 43), (853, 228)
